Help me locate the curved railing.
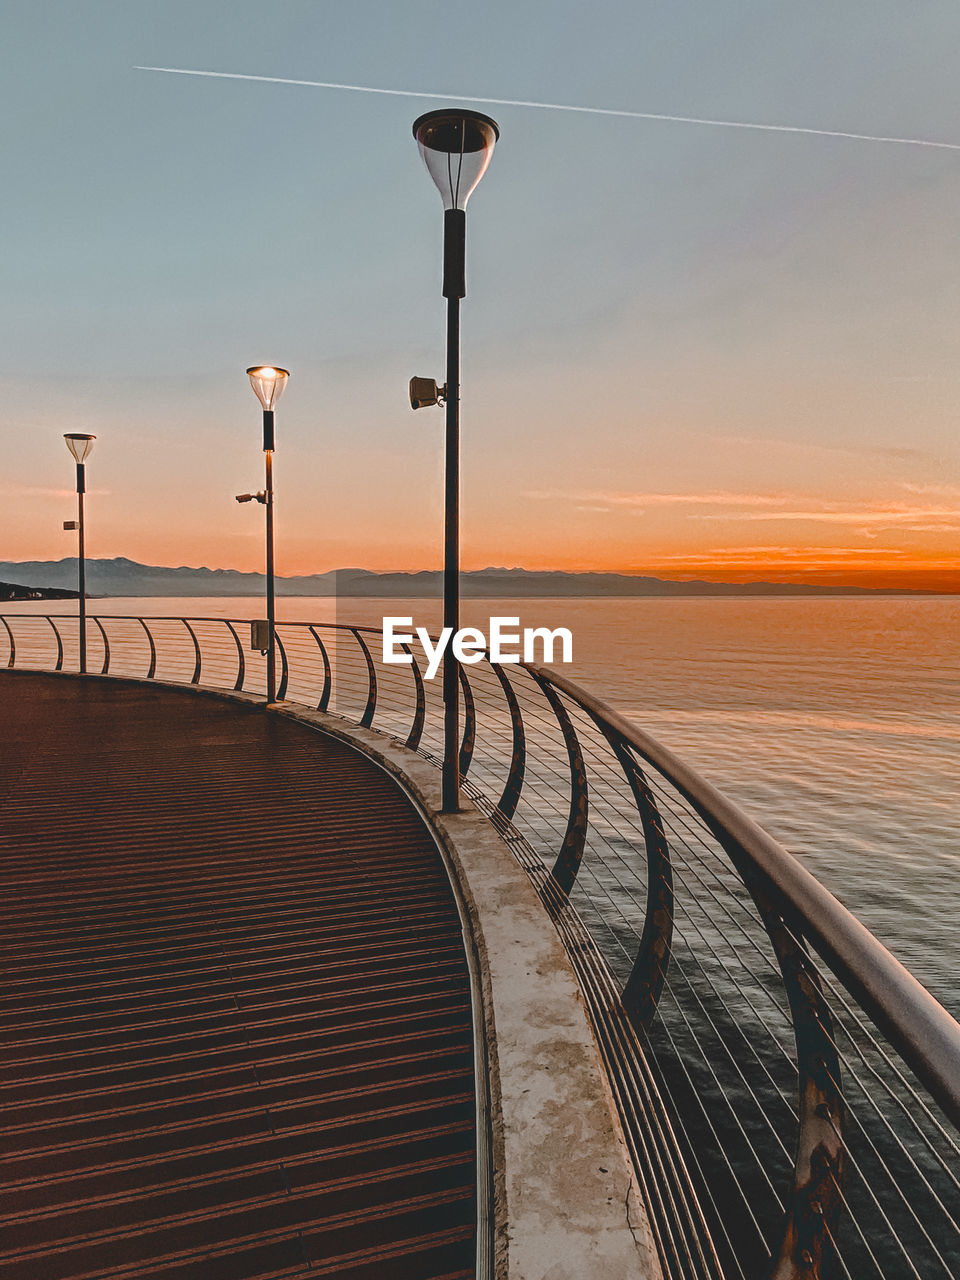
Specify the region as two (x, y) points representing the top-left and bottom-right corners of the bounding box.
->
(3, 611), (959, 1280)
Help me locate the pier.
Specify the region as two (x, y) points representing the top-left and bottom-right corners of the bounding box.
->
(2, 614), (959, 1279)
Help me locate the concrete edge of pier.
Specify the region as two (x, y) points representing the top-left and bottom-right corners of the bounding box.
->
(4, 670), (661, 1280)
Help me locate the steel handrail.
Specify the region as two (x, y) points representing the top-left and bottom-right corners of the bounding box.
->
(32, 613), (383, 631)
(529, 660), (960, 1132)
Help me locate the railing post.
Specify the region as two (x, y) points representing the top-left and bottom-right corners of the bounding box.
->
(182, 619), (201, 685)
(352, 629), (378, 729)
(1, 617), (15, 668)
(402, 641), (426, 751)
(46, 617), (64, 672)
(308, 625), (332, 711)
(529, 673), (588, 896)
(275, 629), (289, 702)
(458, 663), (476, 781)
(490, 662), (526, 822)
(138, 618), (157, 679)
(590, 724), (674, 1032)
(748, 881), (846, 1279)
(92, 617), (110, 675)
(224, 621), (244, 691)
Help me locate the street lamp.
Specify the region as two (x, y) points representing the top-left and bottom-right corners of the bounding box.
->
(412, 108), (499, 813)
(63, 433), (95, 674)
(244, 365), (289, 703)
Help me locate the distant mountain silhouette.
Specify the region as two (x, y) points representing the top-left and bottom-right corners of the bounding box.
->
(0, 557), (937, 597)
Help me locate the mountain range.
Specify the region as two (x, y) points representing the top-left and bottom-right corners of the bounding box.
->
(0, 557), (939, 597)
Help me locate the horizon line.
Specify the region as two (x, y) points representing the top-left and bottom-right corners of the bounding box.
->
(2, 556), (956, 594)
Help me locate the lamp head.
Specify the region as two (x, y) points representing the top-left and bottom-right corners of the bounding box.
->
(246, 365), (290, 411)
(413, 109), (499, 211)
(64, 433), (95, 463)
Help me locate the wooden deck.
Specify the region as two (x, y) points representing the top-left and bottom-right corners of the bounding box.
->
(0, 674), (476, 1279)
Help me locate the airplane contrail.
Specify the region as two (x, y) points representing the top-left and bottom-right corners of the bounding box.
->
(134, 65), (960, 153)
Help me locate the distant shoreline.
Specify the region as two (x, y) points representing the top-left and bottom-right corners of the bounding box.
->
(0, 581), (78, 602)
(36, 591), (953, 599)
(0, 558), (955, 598)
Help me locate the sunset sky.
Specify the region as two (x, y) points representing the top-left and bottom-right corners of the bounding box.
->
(3, 1), (960, 589)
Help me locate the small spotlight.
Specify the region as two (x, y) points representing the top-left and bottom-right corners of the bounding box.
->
(409, 376), (446, 410)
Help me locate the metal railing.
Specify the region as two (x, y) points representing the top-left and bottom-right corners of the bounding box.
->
(4, 611), (959, 1280)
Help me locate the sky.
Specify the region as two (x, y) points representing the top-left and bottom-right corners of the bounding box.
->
(3, 0), (960, 589)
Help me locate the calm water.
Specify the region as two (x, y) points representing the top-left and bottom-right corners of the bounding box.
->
(9, 593), (959, 1012)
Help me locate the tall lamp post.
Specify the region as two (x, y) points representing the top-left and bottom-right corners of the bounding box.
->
(64, 433), (95, 674)
(412, 108), (499, 813)
(243, 365), (289, 704)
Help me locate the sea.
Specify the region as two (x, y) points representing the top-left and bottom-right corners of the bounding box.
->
(6, 592), (959, 1016)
